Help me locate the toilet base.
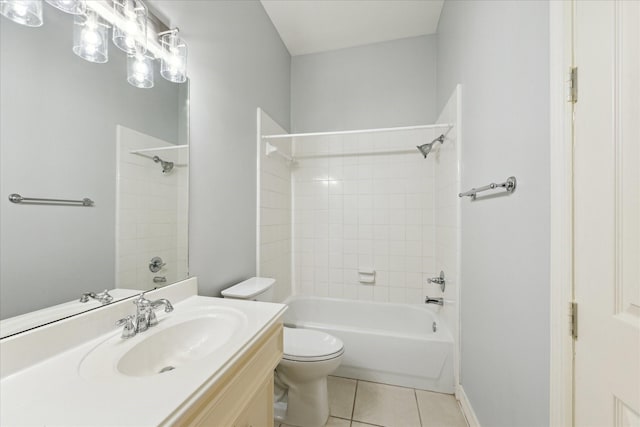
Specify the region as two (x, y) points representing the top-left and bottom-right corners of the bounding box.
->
(273, 401), (287, 423)
(274, 375), (330, 427)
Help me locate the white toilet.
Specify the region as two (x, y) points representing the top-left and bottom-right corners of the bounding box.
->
(222, 277), (344, 427)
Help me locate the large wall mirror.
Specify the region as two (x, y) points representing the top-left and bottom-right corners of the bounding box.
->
(0, 5), (189, 338)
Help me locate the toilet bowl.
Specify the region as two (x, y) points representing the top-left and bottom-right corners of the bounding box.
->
(276, 327), (344, 427)
(222, 278), (344, 427)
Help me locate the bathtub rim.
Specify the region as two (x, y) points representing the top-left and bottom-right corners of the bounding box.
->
(281, 294), (454, 342)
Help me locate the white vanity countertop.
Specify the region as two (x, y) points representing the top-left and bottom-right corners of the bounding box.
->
(0, 294), (286, 426)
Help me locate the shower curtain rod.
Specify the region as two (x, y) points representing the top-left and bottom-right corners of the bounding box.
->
(129, 144), (188, 154)
(262, 123), (453, 140)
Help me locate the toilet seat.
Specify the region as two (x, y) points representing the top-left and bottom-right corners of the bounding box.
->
(282, 328), (344, 362)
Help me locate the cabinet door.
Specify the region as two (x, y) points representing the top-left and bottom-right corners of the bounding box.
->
(233, 375), (274, 427)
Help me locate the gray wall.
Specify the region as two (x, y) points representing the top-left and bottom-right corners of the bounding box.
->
(151, 1), (291, 297)
(436, 1), (550, 426)
(291, 35), (437, 132)
(0, 9), (182, 319)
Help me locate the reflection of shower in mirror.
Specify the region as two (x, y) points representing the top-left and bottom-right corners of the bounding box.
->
(152, 155), (174, 173)
(116, 125), (189, 293)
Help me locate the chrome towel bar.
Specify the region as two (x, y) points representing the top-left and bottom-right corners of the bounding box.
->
(8, 193), (94, 206)
(458, 176), (517, 200)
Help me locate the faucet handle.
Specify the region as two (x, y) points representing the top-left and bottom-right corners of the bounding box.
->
(148, 310), (158, 327)
(115, 315), (136, 339)
(427, 271), (446, 292)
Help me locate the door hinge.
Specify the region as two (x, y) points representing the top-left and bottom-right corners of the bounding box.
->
(570, 301), (578, 340)
(568, 67), (578, 103)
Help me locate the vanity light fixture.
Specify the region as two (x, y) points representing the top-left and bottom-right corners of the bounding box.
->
(127, 50), (154, 88)
(44, 0), (84, 15)
(73, 8), (109, 63)
(112, 0), (146, 54)
(159, 28), (187, 84)
(1, 0), (189, 86)
(0, 0), (43, 27)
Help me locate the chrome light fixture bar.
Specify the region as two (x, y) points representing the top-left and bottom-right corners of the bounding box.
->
(85, 1), (182, 69)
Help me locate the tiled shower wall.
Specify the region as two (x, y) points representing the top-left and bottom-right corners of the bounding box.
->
(258, 110), (292, 302)
(292, 130), (445, 304)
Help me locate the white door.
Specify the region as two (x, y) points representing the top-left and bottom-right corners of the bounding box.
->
(573, 1), (640, 426)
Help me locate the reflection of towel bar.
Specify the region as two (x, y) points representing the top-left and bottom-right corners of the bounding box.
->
(8, 193), (94, 206)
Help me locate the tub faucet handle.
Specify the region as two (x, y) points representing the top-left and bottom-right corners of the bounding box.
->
(427, 271), (446, 292)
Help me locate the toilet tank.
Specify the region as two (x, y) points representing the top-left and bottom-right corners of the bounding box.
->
(221, 277), (275, 302)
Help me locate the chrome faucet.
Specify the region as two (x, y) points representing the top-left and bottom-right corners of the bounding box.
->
(115, 292), (174, 339)
(425, 296), (444, 306)
(79, 289), (113, 305)
(133, 293), (152, 333)
(148, 299), (174, 327)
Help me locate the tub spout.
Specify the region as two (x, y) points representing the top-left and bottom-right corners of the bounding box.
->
(425, 296), (444, 306)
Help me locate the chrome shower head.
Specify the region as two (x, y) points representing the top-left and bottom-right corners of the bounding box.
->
(417, 134), (445, 159)
(152, 156), (174, 173)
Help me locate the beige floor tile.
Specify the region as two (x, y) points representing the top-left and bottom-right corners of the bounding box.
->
(351, 422), (384, 427)
(279, 416), (350, 427)
(325, 417), (351, 427)
(352, 381), (421, 427)
(328, 376), (357, 419)
(415, 390), (468, 427)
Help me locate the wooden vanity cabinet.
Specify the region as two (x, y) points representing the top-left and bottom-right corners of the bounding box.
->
(171, 322), (283, 427)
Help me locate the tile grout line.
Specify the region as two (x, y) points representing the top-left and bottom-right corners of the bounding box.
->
(414, 388), (424, 427)
(350, 379), (359, 424)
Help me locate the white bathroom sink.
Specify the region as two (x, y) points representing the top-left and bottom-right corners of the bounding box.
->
(79, 303), (249, 380)
(118, 315), (242, 377)
(1, 287), (288, 427)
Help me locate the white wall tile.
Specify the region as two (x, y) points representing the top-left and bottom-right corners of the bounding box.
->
(258, 111), (293, 302)
(288, 129), (442, 302)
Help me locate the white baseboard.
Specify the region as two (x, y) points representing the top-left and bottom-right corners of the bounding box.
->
(455, 384), (481, 427)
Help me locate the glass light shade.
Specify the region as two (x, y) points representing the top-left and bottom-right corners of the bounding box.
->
(127, 52), (154, 89)
(44, 0), (84, 14)
(112, 0), (147, 54)
(0, 0), (43, 27)
(160, 31), (187, 83)
(72, 10), (108, 63)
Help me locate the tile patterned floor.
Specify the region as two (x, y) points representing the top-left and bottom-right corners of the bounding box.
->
(278, 376), (468, 427)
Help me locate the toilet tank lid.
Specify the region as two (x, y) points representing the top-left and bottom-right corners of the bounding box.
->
(221, 277), (276, 299)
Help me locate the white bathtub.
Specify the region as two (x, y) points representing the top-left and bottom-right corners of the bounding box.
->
(282, 296), (454, 393)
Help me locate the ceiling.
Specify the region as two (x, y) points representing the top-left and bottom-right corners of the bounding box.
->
(260, 0), (444, 56)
